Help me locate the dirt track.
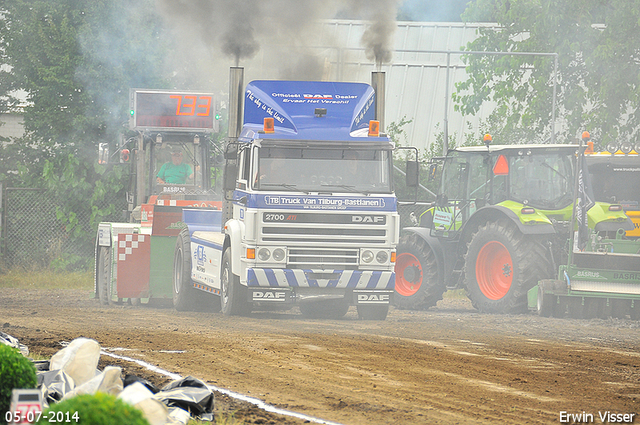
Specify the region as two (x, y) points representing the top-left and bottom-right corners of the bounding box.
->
(2, 288), (640, 424)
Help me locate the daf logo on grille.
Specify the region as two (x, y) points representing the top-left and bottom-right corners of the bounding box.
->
(352, 215), (385, 223)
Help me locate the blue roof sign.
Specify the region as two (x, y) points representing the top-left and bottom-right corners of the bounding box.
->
(241, 80), (382, 142)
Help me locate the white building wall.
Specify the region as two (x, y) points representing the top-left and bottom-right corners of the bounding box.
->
(0, 113), (25, 139)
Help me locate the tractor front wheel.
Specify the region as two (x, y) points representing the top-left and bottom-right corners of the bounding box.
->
(393, 233), (444, 310)
(465, 220), (551, 314)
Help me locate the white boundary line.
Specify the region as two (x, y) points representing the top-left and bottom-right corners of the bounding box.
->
(101, 349), (343, 425)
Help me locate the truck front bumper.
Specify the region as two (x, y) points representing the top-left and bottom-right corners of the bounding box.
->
(245, 268), (394, 305)
(246, 268), (395, 290)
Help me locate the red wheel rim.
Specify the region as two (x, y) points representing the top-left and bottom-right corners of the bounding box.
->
(395, 253), (422, 296)
(476, 241), (513, 300)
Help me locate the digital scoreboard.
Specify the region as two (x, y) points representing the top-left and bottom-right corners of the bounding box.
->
(129, 89), (215, 131)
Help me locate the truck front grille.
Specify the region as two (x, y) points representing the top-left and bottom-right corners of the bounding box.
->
(259, 211), (393, 269)
(262, 226), (386, 244)
(287, 247), (359, 269)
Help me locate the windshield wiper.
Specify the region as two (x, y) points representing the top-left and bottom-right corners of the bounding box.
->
(320, 183), (358, 193)
(541, 161), (568, 182)
(260, 183), (307, 193)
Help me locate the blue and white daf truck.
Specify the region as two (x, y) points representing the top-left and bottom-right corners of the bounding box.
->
(172, 68), (405, 319)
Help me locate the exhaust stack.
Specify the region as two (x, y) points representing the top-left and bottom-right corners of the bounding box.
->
(228, 67), (244, 140)
(371, 71), (385, 133)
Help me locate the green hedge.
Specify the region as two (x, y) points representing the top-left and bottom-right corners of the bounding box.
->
(36, 393), (149, 425)
(0, 344), (38, 425)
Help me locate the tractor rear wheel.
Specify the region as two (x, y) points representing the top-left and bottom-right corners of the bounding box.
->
(465, 220), (551, 314)
(393, 233), (444, 310)
(97, 246), (113, 305)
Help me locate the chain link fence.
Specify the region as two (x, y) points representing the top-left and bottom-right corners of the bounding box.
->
(1, 185), (429, 269)
(398, 202), (433, 230)
(1, 186), (126, 269)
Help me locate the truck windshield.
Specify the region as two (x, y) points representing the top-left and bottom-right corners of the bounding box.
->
(254, 147), (392, 193)
(508, 152), (575, 209)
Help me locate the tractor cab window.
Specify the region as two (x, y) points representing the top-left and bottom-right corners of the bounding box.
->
(441, 152), (490, 202)
(441, 154), (469, 201)
(508, 152), (574, 209)
(467, 155), (491, 204)
(154, 143), (200, 194)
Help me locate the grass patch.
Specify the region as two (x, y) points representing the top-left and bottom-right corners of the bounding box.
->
(0, 268), (93, 290)
(443, 289), (467, 299)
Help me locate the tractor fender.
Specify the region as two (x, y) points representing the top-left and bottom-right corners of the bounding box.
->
(401, 227), (446, 284)
(224, 218), (245, 277)
(594, 217), (634, 232)
(460, 205), (556, 242)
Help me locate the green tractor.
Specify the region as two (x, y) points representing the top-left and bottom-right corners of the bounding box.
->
(396, 139), (633, 314)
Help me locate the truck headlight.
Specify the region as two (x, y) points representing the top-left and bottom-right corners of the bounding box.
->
(273, 248), (286, 262)
(258, 248), (271, 261)
(361, 250), (374, 263)
(376, 251), (388, 263)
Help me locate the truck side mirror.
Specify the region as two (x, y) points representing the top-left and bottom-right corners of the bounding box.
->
(224, 142), (238, 160)
(406, 160), (419, 188)
(223, 160), (238, 192)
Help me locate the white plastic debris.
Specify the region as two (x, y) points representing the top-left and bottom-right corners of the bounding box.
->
(166, 407), (190, 425)
(118, 381), (169, 425)
(0, 331), (29, 356)
(64, 366), (123, 398)
(50, 338), (101, 386)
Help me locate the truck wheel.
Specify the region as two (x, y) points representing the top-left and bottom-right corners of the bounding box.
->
(299, 299), (349, 319)
(465, 220), (551, 314)
(173, 228), (198, 311)
(393, 233), (444, 310)
(97, 246), (112, 305)
(357, 304), (389, 320)
(220, 248), (250, 316)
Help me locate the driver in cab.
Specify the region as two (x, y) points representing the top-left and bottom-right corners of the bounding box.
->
(157, 149), (193, 184)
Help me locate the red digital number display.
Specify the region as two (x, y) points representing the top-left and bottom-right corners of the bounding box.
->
(131, 90), (215, 131)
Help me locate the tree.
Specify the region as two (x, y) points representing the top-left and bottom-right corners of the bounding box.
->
(456, 0), (640, 146)
(0, 0), (169, 268)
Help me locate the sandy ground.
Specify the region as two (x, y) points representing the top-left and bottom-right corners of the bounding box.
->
(2, 288), (640, 424)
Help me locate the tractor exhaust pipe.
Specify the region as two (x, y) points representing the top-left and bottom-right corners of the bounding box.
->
(228, 66), (244, 140)
(371, 71), (385, 133)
